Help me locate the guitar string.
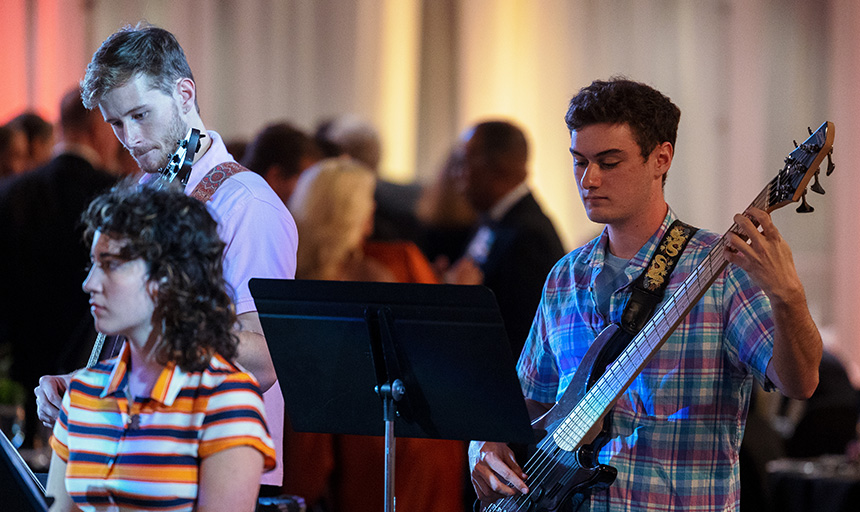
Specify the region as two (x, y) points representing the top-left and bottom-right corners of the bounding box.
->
(488, 183), (774, 511)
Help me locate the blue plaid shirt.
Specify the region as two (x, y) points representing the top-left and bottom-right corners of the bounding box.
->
(518, 209), (774, 512)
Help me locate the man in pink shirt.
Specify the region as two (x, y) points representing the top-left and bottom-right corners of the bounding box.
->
(35, 22), (297, 492)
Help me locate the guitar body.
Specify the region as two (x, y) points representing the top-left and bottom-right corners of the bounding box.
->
(485, 324), (624, 512)
(490, 444), (615, 512)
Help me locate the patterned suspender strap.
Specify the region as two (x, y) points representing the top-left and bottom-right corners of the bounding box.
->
(190, 161), (248, 202)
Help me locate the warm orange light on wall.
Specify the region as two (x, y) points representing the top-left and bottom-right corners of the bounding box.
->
(0, 0), (88, 125)
(456, 0), (586, 250)
(0, 0), (30, 123)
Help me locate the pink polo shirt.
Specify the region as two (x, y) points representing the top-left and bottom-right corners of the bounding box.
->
(141, 130), (296, 486)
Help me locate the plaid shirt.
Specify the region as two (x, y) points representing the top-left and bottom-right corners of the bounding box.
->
(518, 209), (774, 512)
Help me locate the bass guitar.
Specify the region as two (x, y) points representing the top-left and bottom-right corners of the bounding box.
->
(85, 128), (203, 368)
(483, 121), (835, 512)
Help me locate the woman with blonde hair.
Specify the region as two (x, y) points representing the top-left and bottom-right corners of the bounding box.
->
(288, 157), (393, 282)
(283, 157), (465, 512)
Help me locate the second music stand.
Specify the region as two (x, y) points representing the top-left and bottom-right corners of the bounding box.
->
(251, 279), (534, 512)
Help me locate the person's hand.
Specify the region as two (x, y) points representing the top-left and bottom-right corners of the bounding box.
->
(444, 256), (484, 286)
(725, 207), (804, 304)
(35, 373), (73, 427)
(469, 440), (528, 504)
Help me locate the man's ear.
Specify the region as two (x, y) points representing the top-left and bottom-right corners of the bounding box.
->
(175, 77), (196, 115)
(653, 141), (674, 179)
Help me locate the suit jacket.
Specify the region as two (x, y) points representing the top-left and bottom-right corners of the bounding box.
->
(473, 192), (565, 359)
(0, 153), (117, 386)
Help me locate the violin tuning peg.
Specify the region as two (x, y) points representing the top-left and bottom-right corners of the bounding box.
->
(796, 193), (814, 213)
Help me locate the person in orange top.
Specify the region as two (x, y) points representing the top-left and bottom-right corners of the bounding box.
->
(46, 186), (275, 512)
(284, 157), (466, 512)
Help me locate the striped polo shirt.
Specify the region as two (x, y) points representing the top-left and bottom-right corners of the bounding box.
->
(50, 342), (276, 511)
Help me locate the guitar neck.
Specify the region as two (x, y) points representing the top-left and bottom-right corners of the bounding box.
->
(552, 185), (775, 451)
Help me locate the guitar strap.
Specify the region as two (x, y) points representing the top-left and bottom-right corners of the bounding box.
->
(621, 220), (699, 334)
(190, 161), (248, 202)
(566, 220), (697, 511)
(93, 161), (248, 362)
(586, 220), (698, 390)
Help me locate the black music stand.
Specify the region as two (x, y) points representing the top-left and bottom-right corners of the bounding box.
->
(0, 429), (49, 512)
(251, 279), (534, 512)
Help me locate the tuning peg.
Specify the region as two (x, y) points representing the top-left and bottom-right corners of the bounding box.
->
(796, 192), (814, 213)
(811, 172), (826, 194)
(826, 151), (835, 176)
(793, 140), (799, 148)
(808, 127), (813, 135)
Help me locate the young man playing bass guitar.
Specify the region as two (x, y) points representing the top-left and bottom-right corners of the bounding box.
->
(470, 78), (823, 512)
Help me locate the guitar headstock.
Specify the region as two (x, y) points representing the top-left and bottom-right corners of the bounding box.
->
(158, 128), (203, 187)
(767, 121), (835, 214)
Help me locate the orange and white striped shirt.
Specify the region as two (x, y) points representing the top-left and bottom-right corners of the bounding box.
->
(50, 342), (276, 511)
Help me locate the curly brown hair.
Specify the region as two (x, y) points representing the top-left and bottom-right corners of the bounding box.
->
(82, 185), (237, 372)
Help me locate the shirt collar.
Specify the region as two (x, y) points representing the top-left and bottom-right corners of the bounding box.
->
(586, 208), (678, 279)
(184, 130), (233, 193)
(487, 181), (530, 222)
(101, 341), (190, 406)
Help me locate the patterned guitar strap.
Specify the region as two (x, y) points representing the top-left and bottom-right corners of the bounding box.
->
(190, 161), (248, 202)
(587, 219), (699, 387)
(571, 219), (698, 511)
(94, 161), (248, 361)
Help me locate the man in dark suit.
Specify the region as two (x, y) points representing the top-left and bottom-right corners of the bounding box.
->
(446, 120), (566, 358)
(0, 89), (120, 448)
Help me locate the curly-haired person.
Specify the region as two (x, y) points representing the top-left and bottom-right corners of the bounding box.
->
(46, 186), (275, 512)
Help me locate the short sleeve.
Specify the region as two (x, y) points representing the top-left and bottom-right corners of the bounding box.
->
(207, 173), (298, 315)
(517, 284), (561, 404)
(49, 388), (72, 462)
(198, 372), (277, 471)
(722, 265), (775, 389)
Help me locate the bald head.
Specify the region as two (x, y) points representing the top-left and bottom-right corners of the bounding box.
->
(460, 120), (529, 211)
(470, 121), (528, 173)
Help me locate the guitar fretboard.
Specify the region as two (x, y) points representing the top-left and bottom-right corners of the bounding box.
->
(551, 184), (775, 451)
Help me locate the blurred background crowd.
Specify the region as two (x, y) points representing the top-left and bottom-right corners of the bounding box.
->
(2, 1), (860, 511)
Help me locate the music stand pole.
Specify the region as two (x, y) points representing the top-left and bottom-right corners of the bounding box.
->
(251, 279), (536, 512)
(377, 379), (405, 512)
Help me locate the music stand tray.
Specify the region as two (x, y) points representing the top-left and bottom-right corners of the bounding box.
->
(251, 279), (534, 511)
